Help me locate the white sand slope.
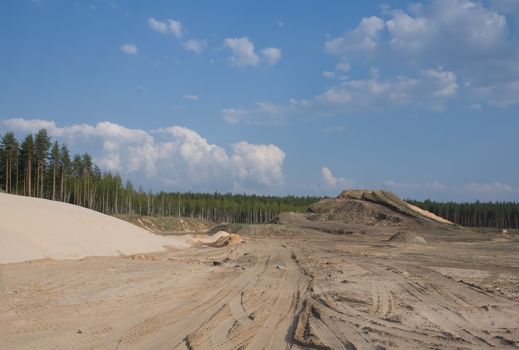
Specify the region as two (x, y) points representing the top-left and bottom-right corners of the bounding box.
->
(0, 193), (198, 263)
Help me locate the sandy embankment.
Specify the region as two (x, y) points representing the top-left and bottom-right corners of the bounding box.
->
(0, 193), (229, 264)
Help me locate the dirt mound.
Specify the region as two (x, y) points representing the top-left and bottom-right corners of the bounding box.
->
(388, 231), (428, 243)
(307, 189), (452, 227)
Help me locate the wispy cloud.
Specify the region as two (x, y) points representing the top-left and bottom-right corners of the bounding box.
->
(120, 44), (138, 55)
(183, 39), (206, 54)
(182, 94), (200, 101)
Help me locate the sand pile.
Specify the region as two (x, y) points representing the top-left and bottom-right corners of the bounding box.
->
(388, 231), (428, 243)
(0, 193), (227, 264)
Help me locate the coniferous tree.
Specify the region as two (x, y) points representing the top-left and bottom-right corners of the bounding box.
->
(0, 132), (19, 194)
(20, 134), (34, 196)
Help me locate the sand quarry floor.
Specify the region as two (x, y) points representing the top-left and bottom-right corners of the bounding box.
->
(2, 224), (519, 349)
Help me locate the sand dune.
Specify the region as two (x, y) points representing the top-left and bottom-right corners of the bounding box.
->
(0, 193), (223, 263)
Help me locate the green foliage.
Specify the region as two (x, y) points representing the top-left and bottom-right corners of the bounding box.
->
(0, 129), (320, 224)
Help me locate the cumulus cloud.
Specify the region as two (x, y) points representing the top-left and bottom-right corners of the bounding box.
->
(183, 39), (206, 54)
(223, 37), (281, 67)
(321, 167), (354, 190)
(325, 16), (385, 56)
(148, 18), (183, 38)
(120, 44), (138, 55)
(223, 37), (260, 67)
(1, 118), (285, 193)
(324, 0), (519, 107)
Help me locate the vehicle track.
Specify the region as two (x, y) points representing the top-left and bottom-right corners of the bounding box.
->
(1, 229), (519, 349)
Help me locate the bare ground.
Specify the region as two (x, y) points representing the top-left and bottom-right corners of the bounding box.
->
(1, 225), (519, 349)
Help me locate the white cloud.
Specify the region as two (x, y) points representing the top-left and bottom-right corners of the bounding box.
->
(148, 18), (183, 38)
(224, 67), (458, 124)
(231, 142), (285, 187)
(261, 47), (282, 65)
(324, 0), (519, 107)
(168, 20), (183, 39)
(464, 181), (514, 194)
(1, 118), (285, 192)
(223, 37), (282, 68)
(120, 44), (138, 55)
(384, 180), (448, 192)
(322, 71), (335, 79)
(317, 67), (457, 108)
(325, 16), (385, 57)
(222, 100), (299, 125)
(183, 39), (206, 54)
(223, 37), (260, 67)
(321, 167), (354, 189)
(182, 94), (200, 101)
(148, 17), (168, 34)
(335, 62), (351, 73)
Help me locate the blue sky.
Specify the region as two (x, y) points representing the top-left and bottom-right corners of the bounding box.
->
(1, 0), (519, 201)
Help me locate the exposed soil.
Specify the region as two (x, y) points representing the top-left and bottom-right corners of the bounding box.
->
(1, 224), (519, 349)
(1, 191), (519, 349)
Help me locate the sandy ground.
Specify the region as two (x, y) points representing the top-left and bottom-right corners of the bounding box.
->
(1, 224), (519, 349)
(0, 193), (233, 263)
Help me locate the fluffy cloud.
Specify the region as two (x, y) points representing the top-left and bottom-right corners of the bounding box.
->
(183, 39), (206, 54)
(120, 44), (138, 55)
(223, 37), (260, 67)
(261, 47), (282, 65)
(1, 119), (285, 193)
(223, 37), (281, 67)
(325, 0), (519, 107)
(321, 167), (354, 190)
(148, 18), (183, 38)
(325, 16), (385, 56)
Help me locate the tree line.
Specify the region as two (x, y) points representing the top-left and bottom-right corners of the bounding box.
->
(2, 129), (518, 227)
(408, 199), (519, 229)
(0, 129), (319, 223)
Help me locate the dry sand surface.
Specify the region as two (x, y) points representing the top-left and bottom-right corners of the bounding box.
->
(2, 224), (519, 349)
(2, 191), (519, 349)
(0, 193), (232, 263)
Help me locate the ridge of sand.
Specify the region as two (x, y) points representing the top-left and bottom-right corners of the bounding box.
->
(0, 193), (230, 264)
